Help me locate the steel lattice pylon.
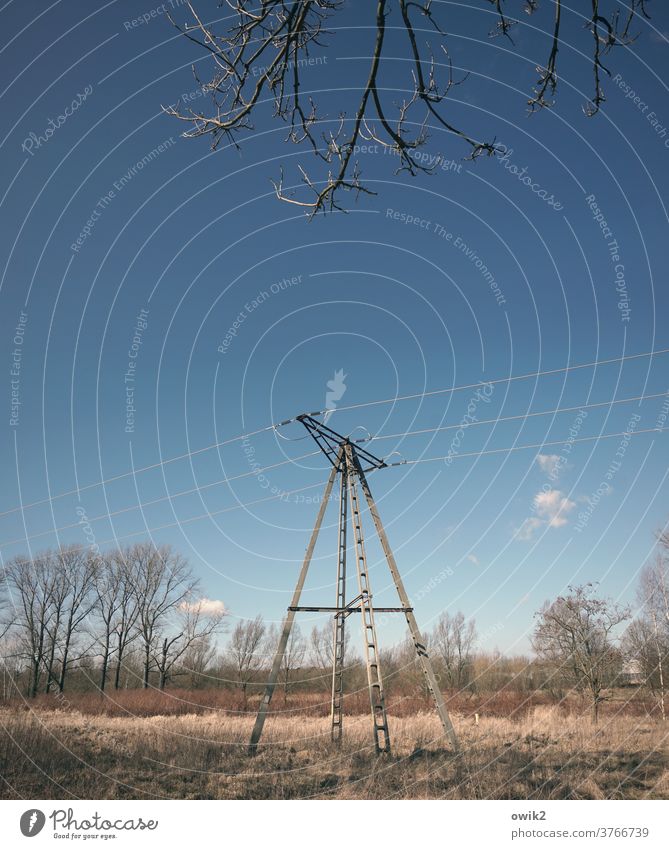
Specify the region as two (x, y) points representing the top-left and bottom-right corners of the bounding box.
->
(248, 415), (459, 755)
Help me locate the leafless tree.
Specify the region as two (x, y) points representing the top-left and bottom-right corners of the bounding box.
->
(430, 610), (477, 689)
(129, 544), (200, 689)
(92, 551), (140, 692)
(165, 1), (651, 214)
(110, 551), (143, 690)
(626, 554), (669, 719)
(4, 551), (58, 697)
(42, 558), (69, 693)
(267, 620), (306, 697)
(52, 547), (98, 693)
(226, 614), (266, 704)
(4, 548), (98, 695)
(533, 583), (630, 722)
(180, 629), (219, 687)
(0, 563), (14, 643)
(152, 598), (226, 690)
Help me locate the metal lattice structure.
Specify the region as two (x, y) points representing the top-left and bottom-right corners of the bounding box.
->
(248, 415), (459, 755)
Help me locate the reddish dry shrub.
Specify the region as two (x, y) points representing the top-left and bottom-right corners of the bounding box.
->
(4, 685), (657, 722)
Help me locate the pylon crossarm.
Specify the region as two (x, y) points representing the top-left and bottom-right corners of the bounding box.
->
(248, 452), (342, 755)
(297, 414), (386, 472)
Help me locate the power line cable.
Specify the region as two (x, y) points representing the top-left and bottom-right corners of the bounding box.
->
(315, 347), (669, 417)
(2, 391), (661, 547)
(1, 346), (666, 519)
(355, 391), (667, 445)
(383, 426), (667, 468)
(4, 426), (665, 553)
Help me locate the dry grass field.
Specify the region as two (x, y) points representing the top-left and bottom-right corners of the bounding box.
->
(1, 696), (668, 800)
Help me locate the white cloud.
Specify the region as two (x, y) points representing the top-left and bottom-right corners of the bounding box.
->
(515, 516), (544, 541)
(533, 489), (576, 527)
(466, 553), (479, 566)
(516, 489), (576, 540)
(536, 453), (560, 476)
(181, 598), (226, 617)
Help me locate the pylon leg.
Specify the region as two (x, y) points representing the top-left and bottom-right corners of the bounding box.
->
(346, 446), (391, 754)
(330, 456), (348, 742)
(248, 454), (341, 755)
(350, 450), (460, 752)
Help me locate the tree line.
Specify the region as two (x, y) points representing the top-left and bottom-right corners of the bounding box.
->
(1, 535), (669, 725)
(0, 543), (224, 696)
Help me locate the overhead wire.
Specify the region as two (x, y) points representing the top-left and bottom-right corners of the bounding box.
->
(354, 391), (667, 446)
(4, 423), (666, 552)
(1, 346), (667, 520)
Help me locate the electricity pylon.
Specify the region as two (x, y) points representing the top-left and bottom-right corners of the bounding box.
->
(248, 415), (459, 755)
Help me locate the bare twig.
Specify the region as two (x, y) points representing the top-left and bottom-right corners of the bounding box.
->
(166, 1), (653, 214)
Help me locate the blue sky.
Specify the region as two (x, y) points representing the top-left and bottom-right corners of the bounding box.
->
(1, 1), (669, 654)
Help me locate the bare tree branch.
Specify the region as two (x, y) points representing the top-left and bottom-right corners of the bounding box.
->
(166, 1), (653, 213)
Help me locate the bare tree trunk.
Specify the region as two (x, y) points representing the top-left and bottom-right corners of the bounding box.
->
(99, 639), (110, 692)
(159, 638), (168, 690)
(114, 658), (122, 690)
(143, 642), (151, 689)
(58, 642), (70, 692)
(44, 612), (60, 693)
(651, 612), (666, 721)
(592, 694), (600, 724)
(114, 638), (123, 689)
(30, 654), (40, 699)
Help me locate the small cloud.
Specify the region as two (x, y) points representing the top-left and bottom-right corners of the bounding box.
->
(516, 489), (576, 539)
(466, 553), (479, 566)
(515, 516), (544, 541)
(533, 488), (576, 527)
(181, 598), (226, 617)
(536, 453), (560, 476)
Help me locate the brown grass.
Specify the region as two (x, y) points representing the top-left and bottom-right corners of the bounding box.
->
(1, 702), (668, 800)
